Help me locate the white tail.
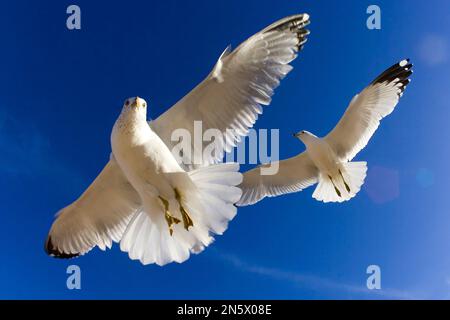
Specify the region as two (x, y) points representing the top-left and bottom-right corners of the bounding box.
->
(312, 161), (367, 203)
(120, 163), (242, 266)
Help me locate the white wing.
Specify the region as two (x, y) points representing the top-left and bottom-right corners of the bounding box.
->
(325, 59), (413, 162)
(45, 156), (141, 258)
(238, 152), (318, 206)
(151, 14), (310, 169)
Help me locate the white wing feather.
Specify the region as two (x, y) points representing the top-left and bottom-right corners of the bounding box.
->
(238, 152), (318, 206)
(150, 14), (310, 169)
(45, 157), (141, 258)
(325, 59), (413, 162)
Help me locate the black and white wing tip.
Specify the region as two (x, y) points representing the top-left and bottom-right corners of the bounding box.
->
(372, 59), (413, 97)
(264, 13), (311, 52)
(45, 236), (80, 259)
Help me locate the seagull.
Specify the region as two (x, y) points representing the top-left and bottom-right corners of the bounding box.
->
(45, 14), (311, 265)
(238, 59), (413, 205)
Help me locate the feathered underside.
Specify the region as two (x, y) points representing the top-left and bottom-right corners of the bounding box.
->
(325, 59), (413, 162)
(150, 14), (311, 170)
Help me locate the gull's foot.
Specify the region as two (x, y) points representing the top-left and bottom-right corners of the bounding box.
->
(159, 196), (180, 236)
(180, 206), (194, 231)
(174, 188), (194, 231)
(328, 174), (342, 197)
(338, 169), (351, 193)
(164, 212), (181, 236)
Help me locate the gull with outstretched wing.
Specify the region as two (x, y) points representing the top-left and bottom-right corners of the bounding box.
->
(239, 59), (413, 205)
(45, 14), (311, 265)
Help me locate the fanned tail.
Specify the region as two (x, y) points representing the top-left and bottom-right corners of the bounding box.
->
(312, 161), (367, 203)
(120, 163), (242, 266)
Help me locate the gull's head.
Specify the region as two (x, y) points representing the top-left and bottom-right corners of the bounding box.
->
(123, 96), (147, 110)
(293, 130), (316, 144)
(121, 96), (148, 120)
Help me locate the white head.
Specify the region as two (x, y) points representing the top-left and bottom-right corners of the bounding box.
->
(123, 96), (147, 110)
(120, 96), (148, 120)
(293, 130), (317, 145)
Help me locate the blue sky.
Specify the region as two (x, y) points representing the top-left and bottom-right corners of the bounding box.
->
(0, 0), (449, 299)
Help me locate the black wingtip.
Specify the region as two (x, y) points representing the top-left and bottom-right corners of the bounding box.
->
(371, 59), (414, 96)
(264, 14), (311, 52)
(267, 14), (311, 31)
(45, 236), (80, 259)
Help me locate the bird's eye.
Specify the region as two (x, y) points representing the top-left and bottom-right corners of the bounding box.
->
(143, 102), (146, 107)
(125, 100), (130, 106)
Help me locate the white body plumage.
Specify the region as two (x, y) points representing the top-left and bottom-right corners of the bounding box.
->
(111, 97), (184, 208)
(109, 97), (242, 265)
(295, 131), (367, 202)
(239, 59), (413, 205)
(44, 14), (311, 265)
(297, 131), (338, 174)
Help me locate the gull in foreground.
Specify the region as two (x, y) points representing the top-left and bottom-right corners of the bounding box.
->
(45, 14), (311, 265)
(239, 59), (413, 205)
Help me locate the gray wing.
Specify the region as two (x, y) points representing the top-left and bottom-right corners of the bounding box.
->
(150, 14), (310, 170)
(324, 60), (413, 162)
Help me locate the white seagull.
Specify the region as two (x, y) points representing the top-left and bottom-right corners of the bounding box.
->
(45, 14), (311, 265)
(238, 59), (413, 205)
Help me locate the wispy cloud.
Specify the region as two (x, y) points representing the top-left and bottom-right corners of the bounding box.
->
(214, 250), (419, 299)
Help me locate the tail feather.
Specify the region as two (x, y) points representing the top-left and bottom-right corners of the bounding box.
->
(342, 161), (367, 195)
(312, 161), (367, 203)
(187, 163), (242, 235)
(119, 163), (242, 266)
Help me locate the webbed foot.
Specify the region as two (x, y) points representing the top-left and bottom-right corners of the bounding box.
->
(338, 169), (351, 193)
(159, 196), (180, 236)
(174, 188), (194, 230)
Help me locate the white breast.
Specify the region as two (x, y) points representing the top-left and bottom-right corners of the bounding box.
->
(111, 107), (184, 196)
(305, 138), (339, 173)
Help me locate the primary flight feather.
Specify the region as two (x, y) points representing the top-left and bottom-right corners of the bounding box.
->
(238, 59), (413, 205)
(45, 14), (311, 265)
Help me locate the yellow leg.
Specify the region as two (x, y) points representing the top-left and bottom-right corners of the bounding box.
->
(338, 169), (351, 192)
(328, 175), (342, 197)
(159, 196), (180, 236)
(174, 188), (194, 230)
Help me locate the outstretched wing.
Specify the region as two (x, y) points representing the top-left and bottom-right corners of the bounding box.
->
(45, 157), (141, 258)
(151, 14), (310, 169)
(237, 152), (318, 206)
(325, 59), (413, 162)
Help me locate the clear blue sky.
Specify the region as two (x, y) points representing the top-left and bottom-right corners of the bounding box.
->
(0, 0), (449, 299)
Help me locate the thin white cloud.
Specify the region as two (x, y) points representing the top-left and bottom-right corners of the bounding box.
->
(214, 251), (419, 299)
